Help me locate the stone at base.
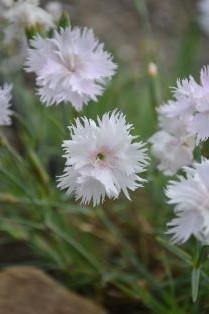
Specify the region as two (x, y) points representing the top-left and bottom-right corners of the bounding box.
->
(0, 266), (107, 314)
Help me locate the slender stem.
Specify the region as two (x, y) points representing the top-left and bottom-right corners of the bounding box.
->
(13, 112), (32, 138)
(0, 193), (94, 218)
(47, 221), (103, 274)
(26, 148), (50, 195)
(113, 281), (167, 313)
(0, 202), (103, 274)
(195, 245), (209, 268)
(190, 244), (209, 303)
(14, 111), (50, 190)
(96, 206), (162, 291)
(1, 217), (44, 231)
(0, 131), (23, 164)
(134, 0), (154, 58)
(47, 113), (65, 137)
(0, 164), (35, 203)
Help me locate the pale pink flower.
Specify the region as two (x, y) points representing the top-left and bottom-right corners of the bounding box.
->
(159, 66), (209, 143)
(149, 114), (195, 175)
(5, 0), (54, 30)
(25, 27), (117, 111)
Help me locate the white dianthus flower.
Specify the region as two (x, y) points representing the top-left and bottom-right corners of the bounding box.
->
(0, 83), (13, 126)
(57, 111), (148, 206)
(0, 24), (28, 72)
(25, 27), (117, 111)
(166, 159), (209, 244)
(187, 66), (209, 143)
(149, 114), (195, 176)
(159, 77), (200, 119)
(159, 66), (209, 143)
(5, 0), (54, 30)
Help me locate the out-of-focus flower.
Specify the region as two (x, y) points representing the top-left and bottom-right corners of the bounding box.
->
(0, 16), (28, 72)
(57, 111), (148, 206)
(45, 1), (63, 23)
(166, 159), (209, 244)
(0, 83), (13, 126)
(0, 44), (27, 73)
(159, 66), (209, 143)
(0, 0), (54, 71)
(5, 0), (54, 30)
(25, 27), (117, 111)
(159, 77), (200, 119)
(0, 0), (13, 18)
(198, 0), (209, 34)
(149, 114), (195, 176)
(186, 66), (209, 143)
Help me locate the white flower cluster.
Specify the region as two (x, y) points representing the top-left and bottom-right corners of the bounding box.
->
(166, 159), (209, 245)
(0, 1), (149, 207)
(148, 65), (209, 245)
(0, 83), (13, 126)
(58, 111), (148, 206)
(1, 0), (62, 26)
(160, 67), (209, 143)
(149, 112), (195, 176)
(0, 0), (63, 73)
(3, 0), (209, 251)
(150, 66), (209, 176)
(25, 27), (117, 111)
(5, 0), (54, 30)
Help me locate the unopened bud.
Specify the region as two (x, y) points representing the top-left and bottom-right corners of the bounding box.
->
(25, 25), (40, 40)
(148, 62), (158, 77)
(58, 11), (70, 30)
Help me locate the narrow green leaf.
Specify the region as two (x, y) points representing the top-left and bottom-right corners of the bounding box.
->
(191, 267), (200, 303)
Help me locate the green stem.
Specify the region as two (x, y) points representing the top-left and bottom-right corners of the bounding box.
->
(191, 245), (209, 302)
(134, 0), (154, 59)
(27, 148), (50, 192)
(14, 111), (50, 192)
(147, 63), (162, 121)
(0, 164), (35, 203)
(1, 217), (44, 231)
(47, 221), (104, 274)
(0, 131), (23, 164)
(113, 281), (167, 313)
(0, 193), (93, 216)
(47, 113), (65, 137)
(97, 206), (163, 291)
(13, 112), (32, 138)
(195, 245), (209, 269)
(134, 0), (152, 43)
